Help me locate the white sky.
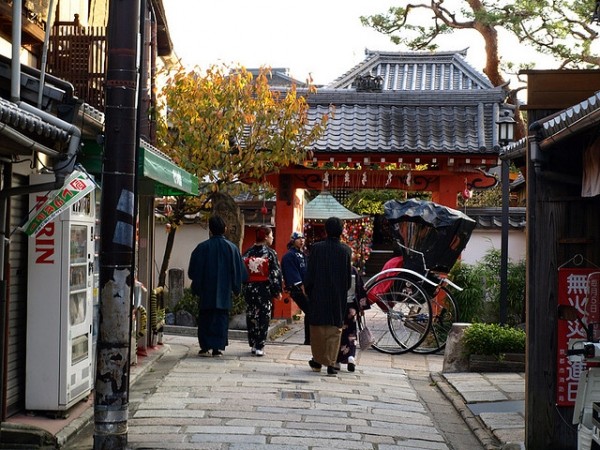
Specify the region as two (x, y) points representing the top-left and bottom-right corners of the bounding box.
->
(162, 0), (483, 86)
(162, 0), (569, 92)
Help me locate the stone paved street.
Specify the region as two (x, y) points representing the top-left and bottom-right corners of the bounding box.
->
(63, 323), (487, 449)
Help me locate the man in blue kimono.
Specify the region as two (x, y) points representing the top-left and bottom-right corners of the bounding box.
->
(188, 215), (247, 357)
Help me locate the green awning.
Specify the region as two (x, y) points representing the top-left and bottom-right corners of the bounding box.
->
(138, 145), (199, 196)
(78, 141), (199, 196)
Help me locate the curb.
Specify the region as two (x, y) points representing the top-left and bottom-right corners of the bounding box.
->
(54, 344), (173, 447)
(163, 320), (290, 342)
(430, 372), (502, 450)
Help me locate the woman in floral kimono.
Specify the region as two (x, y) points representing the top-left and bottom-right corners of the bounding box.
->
(242, 226), (283, 357)
(336, 265), (367, 372)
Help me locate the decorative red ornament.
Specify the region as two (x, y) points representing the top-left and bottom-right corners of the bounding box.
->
(261, 206), (268, 215)
(461, 188), (473, 200)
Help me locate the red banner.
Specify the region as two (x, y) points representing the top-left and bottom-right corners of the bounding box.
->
(588, 272), (600, 341)
(557, 268), (595, 406)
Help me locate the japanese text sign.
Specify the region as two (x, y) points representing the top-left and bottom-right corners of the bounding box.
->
(557, 268), (595, 406)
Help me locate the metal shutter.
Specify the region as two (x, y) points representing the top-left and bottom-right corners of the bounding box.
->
(5, 175), (28, 417)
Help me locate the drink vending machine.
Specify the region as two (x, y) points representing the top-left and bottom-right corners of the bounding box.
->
(26, 173), (96, 413)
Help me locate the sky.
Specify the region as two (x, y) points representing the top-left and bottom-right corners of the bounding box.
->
(161, 0), (487, 87)
(161, 0), (575, 95)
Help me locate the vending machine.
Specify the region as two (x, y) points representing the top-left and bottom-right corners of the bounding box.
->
(26, 174), (96, 412)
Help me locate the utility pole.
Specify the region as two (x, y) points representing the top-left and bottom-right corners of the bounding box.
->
(94, 0), (140, 448)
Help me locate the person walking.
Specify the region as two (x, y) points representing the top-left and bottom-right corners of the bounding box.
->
(305, 216), (352, 376)
(281, 231), (310, 345)
(336, 265), (367, 372)
(188, 215), (247, 357)
(242, 226), (283, 357)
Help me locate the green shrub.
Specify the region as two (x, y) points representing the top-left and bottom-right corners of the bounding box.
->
(230, 293), (246, 317)
(173, 288), (199, 318)
(449, 248), (526, 326)
(173, 288), (246, 319)
(463, 322), (525, 356)
(448, 261), (486, 323)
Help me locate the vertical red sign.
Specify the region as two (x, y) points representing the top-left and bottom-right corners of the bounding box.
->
(587, 272), (600, 341)
(557, 268), (595, 406)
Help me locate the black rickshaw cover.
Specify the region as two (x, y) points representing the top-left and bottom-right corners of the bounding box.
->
(383, 199), (476, 273)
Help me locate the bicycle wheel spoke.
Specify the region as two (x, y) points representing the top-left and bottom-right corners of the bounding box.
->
(363, 276), (432, 354)
(387, 279), (431, 352)
(412, 286), (458, 354)
(361, 294), (402, 354)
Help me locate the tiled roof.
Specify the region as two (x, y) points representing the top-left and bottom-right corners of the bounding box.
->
(328, 49), (494, 91)
(465, 207), (526, 229)
(536, 91), (600, 143)
(248, 68), (307, 87)
(304, 191), (363, 221)
(298, 50), (508, 156)
(501, 91), (600, 161)
(0, 97), (70, 143)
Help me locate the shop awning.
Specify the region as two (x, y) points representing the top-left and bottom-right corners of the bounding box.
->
(78, 141), (199, 196)
(138, 144), (199, 196)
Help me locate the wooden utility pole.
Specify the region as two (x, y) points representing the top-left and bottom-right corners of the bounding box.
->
(93, 0), (139, 448)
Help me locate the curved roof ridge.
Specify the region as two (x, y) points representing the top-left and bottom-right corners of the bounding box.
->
(326, 48), (493, 91)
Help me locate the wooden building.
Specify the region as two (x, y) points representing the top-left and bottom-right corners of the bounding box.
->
(502, 70), (600, 449)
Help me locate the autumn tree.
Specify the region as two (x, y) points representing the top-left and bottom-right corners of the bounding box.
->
(155, 64), (330, 286)
(361, 0), (600, 138)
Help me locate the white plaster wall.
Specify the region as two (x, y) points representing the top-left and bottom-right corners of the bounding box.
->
(461, 229), (526, 265)
(155, 223), (527, 288)
(154, 223), (209, 288)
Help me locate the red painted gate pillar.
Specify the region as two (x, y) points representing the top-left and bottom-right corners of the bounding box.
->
(272, 174), (304, 319)
(432, 176), (462, 208)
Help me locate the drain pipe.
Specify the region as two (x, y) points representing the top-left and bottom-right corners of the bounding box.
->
(0, 123), (62, 158)
(37, 0), (56, 109)
(17, 101), (81, 177)
(10, 0), (22, 103)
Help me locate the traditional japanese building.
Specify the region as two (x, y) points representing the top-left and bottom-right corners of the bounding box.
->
(268, 49), (512, 262)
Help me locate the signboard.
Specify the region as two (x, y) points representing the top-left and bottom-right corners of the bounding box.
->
(22, 170), (95, 236)
(557, 267), (595, 406)
(588, 272), (600, 341)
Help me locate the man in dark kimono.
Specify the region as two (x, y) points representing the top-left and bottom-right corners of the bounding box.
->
(188, 215), (246, 357)
(305, 216), (352, 376)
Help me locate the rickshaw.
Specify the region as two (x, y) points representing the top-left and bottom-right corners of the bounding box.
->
(361, 199), (476, 354)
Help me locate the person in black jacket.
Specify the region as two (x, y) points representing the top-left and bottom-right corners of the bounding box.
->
(305, 217), (352, 376)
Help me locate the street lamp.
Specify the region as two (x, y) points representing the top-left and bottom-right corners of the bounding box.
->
(497, 111), (516, 147)
(497, 110), (516, 325)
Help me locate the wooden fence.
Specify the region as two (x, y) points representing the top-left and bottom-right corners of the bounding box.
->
(47, 24), (106, 111)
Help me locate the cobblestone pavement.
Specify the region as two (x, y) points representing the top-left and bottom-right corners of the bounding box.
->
(61, 320), (490, 449)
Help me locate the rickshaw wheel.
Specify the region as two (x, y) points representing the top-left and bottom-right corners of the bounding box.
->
(362, 275), (432, 354)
